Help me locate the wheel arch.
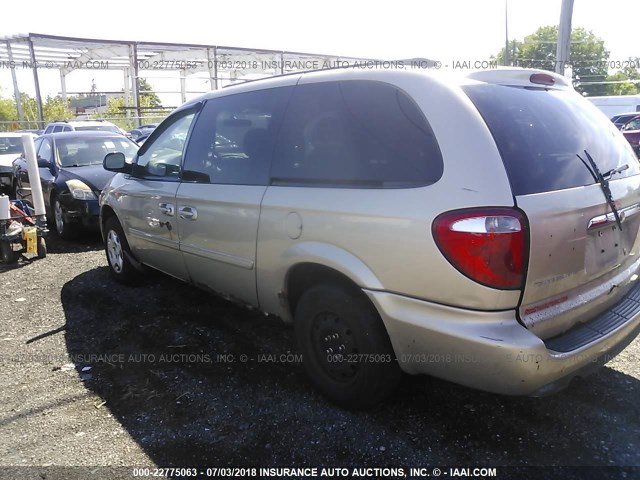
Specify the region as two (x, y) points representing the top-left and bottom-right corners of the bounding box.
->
(100, 205), (117, 242)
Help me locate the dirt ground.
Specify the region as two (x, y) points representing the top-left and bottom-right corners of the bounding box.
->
(0, 233), (638, 479)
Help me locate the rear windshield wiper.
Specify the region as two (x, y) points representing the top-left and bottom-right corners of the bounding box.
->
(603, 164), (629, 180)
(576, 150), (624, 231)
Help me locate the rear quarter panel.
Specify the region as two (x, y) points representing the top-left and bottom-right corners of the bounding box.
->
(256, 71), (520, 321)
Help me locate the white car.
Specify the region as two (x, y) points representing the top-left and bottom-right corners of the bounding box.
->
(0, 132), (26, 194)
(43, 120), (126, 136)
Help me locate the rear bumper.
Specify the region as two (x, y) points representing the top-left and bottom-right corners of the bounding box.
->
(365, 283), (640, 396)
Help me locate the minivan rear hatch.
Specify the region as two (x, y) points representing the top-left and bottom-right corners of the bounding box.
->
(464, 76), (640, 340)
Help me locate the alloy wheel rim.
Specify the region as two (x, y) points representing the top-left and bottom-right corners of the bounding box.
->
(54, 200), (64, 234)
(106, 230), (124, 273)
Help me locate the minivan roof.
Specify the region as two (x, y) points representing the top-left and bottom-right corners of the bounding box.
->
(184, 67), (573, 108)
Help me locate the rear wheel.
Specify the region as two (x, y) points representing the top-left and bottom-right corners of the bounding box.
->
(104, 216), (138, 284)
(53, 195), (79, 240)
(295, 284), (401, 409)
(37, 237), (47, 259)
(0, 242), (16, 264)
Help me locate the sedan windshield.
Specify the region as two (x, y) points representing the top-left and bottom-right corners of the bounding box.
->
(57, 137), (138, 167)
(0, 136), (24, 155)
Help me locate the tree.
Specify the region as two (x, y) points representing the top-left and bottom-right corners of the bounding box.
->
(42, 95), (73, 122)
(99, 78), (165, 130)
(604, 61), (640, 96)
(138, 78), (161, 107)
(0, 97), (17, 132)
(102, 95), (170, 130)
(0, 93), (73, 130)
(495, 26), (610, 96)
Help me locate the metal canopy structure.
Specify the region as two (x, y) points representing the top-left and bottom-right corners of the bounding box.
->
(1, 32), (388, 128)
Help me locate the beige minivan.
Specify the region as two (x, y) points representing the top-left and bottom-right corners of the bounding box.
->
(100, 67), (640, 408)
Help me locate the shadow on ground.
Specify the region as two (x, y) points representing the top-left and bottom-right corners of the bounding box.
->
(59, 267), (640, 468)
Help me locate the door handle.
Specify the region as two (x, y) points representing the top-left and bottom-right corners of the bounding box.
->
(159, 203), (174, 216)
(179, 206), (198, 220)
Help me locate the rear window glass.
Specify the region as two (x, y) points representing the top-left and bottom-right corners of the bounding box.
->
(463, 84), (640, 195)
(271, 80), (443, 188)
(0, 136), (24, 155)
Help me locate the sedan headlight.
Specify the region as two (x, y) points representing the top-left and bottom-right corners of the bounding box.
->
(65, 179), (97, 200)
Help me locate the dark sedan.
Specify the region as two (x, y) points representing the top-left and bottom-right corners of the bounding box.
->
(611, 112), (640, 130)
(13, 131), (138, 239)
(621, 116), (640, 157)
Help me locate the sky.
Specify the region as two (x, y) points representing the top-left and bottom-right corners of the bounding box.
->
(1, 0), (639, 106)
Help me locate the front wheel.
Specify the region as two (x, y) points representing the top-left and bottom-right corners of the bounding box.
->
(53, 195), (79, 240)
(295, 284), (401, 409)
(104, 216), (138, 284)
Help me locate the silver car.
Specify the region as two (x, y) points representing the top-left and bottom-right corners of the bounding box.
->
(100, 67), (640, 408)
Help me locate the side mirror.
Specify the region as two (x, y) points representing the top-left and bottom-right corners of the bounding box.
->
(104, 152), (131, 174)
(37, 156), (51, 168)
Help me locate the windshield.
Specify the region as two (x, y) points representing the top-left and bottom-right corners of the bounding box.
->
(0, 136), (24, 155)
(463, 84), (640, 195)
(75, 125), (121, 133)
(57, 137), (138, 167)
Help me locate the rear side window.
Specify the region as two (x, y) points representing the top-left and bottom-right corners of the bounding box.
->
(271, 80), (443, 188)
(464, 84), (640, 195)
(183, 86), (292, 185)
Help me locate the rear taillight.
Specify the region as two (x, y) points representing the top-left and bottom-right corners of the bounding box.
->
(432, 208), (528, 290)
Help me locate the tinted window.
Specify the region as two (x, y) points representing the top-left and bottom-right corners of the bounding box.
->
(0, 136), (24, 155)
(33, 137), (43, 153)
(623, 118), (640, 131)
(44, 126), (54, 134)
(56, 136), (138, 167)
(52, 125), (64, 133)
(183, 87), (292, 185)
(271, 80), (443, 188)
(134, 109), (197, 180)
(464, 84), (640, 195)
(38, 139), (53, 163)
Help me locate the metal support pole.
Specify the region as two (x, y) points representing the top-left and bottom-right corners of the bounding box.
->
(556, 0), (574, 75)
(60, 70), (67, 103)
(213, 47), (219, 90)
(207, 48), (217, 90)
(27, 38), (44, 129)
(123, 68), (131, 121)
(504, 0), (510, 66)
(130, 44), (141, 127)
(5, 42), (24, 127)
(180, 69), (187, 104)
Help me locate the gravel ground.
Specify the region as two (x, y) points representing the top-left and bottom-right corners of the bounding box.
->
(0, 233), (639, 479)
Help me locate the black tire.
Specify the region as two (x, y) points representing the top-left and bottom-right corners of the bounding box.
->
(295, 284), (401, 409)
(0, 242), (16, 264)
(37, 237), (47, 259)
(104, 216), (138, 284)
(52, 194), (79, 240)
